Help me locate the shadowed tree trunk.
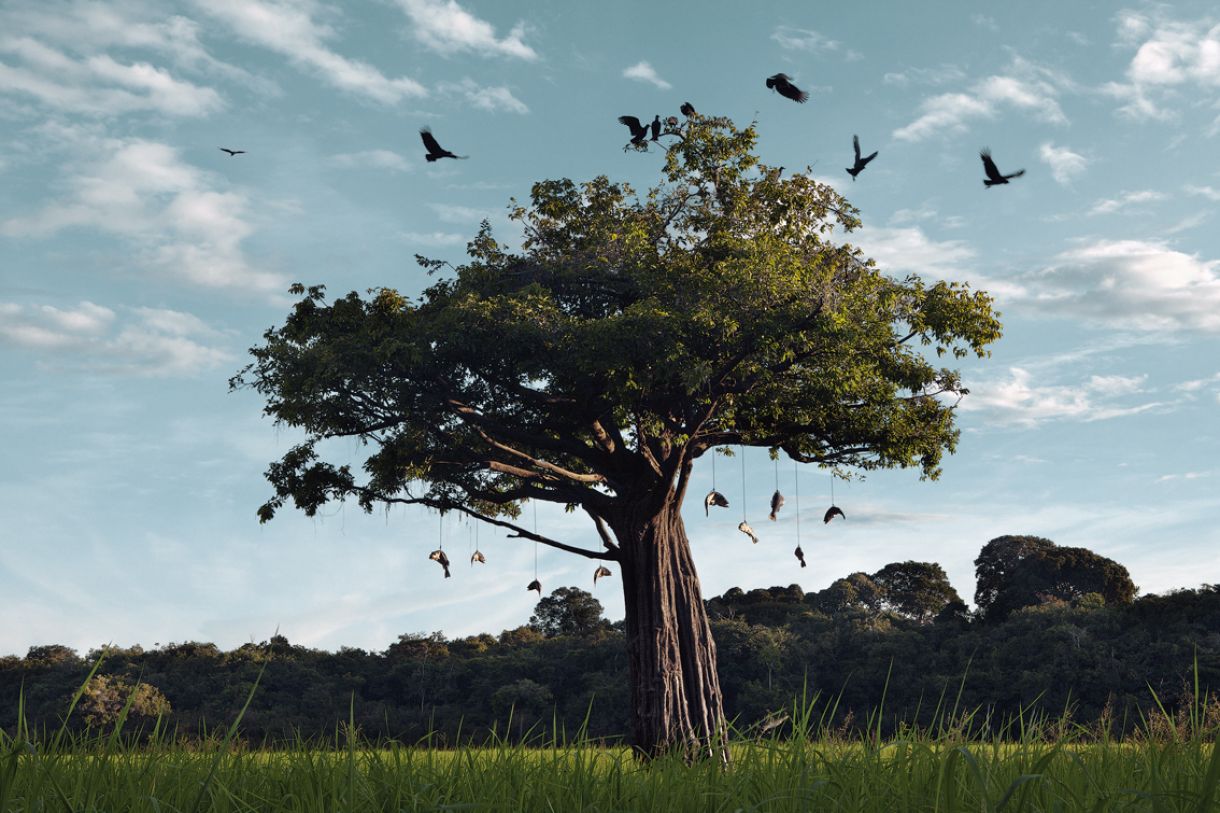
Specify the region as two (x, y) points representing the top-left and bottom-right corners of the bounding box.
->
(613, 497), (728, 761)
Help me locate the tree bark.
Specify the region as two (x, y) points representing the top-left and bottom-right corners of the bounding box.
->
(613, 498), (728, 761)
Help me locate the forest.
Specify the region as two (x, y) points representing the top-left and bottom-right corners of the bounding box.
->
(4, 535), (1218, 744)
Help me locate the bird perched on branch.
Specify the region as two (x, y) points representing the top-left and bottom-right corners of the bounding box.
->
(846, 135), (877, 180)
(618, 115), (649, 145)
(705, 490), (729, 516)
(765, 73), (809, 103)
(680, 101), (697, 117)
(738, 521), (759, 544)
(650, 115), (661, 141)
(470, 550), (485, 565)
(794, 545), (806, 568)
(823, 506), (845, 524)
(980, 149), (1024, 187)
(769, 490), (785, 521)
(594, 565), (612, 585)
(419, 127), (467, 162)
(218, 147), (245, 156)
(526, 579), (542, 595)
(428, 549), (451, 578)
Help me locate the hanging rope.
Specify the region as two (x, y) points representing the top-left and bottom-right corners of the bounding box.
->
(533, 500), (539, 579)
(712, 447), (717, 490)
(438, 509), (444, 550)
(794, 460), (801, 545)
(740, 445), (747, 522)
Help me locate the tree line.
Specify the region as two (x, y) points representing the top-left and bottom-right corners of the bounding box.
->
(3, 535), (1217, 743)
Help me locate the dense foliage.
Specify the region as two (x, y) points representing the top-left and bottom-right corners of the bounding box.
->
(3, 537), (1215, 744)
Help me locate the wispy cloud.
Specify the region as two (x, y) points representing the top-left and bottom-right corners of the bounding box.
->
(893, 56), (1069, 141)
(1186, 185), (1220, 201)
(400, 230), (466, 246)
(438, 78), (528, 113)
(1039, 142), (1088, 185)
(622, 60), (670, 90)
(882, 64), (965, 87)
(1088, 189), (1167, 215)
(191, 0), (425, 104)
(961, 367), (1166, 426)
(396, 0), (536, 60)
(853, 225), (1025, 298)
(1104, 11), (1220, 120)
(330, 149), (412, 172)
(771, 26), (861, 59)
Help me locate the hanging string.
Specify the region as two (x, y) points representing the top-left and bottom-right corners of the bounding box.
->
(740, 444), (747, 521)
(794, 459), (801, 546)
(774, 455), (779, 491)
(712, 447), (717, 490)
(532, 500), (539, 579)
(830, 475), (835, 506)
(438, 510), (444, 550)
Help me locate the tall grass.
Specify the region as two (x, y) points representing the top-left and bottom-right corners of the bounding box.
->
(2, 664), (1219, 812)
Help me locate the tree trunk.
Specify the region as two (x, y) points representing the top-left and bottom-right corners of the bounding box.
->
(613, 498), (728, 761)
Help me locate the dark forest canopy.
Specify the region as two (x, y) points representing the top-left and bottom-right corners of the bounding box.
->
(4, 538), (1217, 744)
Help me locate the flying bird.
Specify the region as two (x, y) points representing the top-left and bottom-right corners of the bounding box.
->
(846, 135), (878, 180)
(470, 550), (486, 565)
(738, 521), (759, 545)
(768, 490), (785, 522)
(680, 101), (697, 117)
(594, 565), (612, 585)
(980, 149), (1024, 187)
(705, 490), (730, 516)
(218, 147), (245, 156)
(428, 549), (451, 578)
(794, 545), (806, 568)
(618, 115), (649, 145)
(650, 115), (661, 141)
(765, 73), (809, 103)
(823, 506), (845, 524)
(527, 578), (542, 595)
(419, 127), (468, 162)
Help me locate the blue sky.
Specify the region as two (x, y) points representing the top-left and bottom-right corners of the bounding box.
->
(2, 0), (1219, 656)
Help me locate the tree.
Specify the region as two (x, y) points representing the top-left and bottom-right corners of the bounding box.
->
(232, 115), (1001, 758)
(871, 561), (962, 623)
(79, 674), (171, 729)
(974, 535), (1137, 621)
(529, 587), (610, 638)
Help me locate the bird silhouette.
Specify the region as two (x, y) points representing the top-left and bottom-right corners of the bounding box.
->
(419, 127), (467, 162)
(765, 73), (809, 103)
(846, 135), (878, 180)
(705, 490), (730, 516)
(650, 115), (661, 141)
(594, 565), (612, 585)
(738, 520), (759, 544)
(470, 550), (486, 565)
(980, 149), (1024, 187)
(618, 115), (649, 145)
(823, 506), (845, 524)
(665, 115), (679, 127)
(218, 147), (245, 156)
(768, 490), (785, 521)
(428, 549), (451, 578)
(527, 578), (542, 595)
(680, 101), (697, 117)
(794, 545), (807, 568)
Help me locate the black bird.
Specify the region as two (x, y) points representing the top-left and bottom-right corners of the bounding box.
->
(650, 115), (661, 141)
(768, 490), (785, 521)
(218, 147), (245, 156)
(765, 73), (809, 103)
(823, 506), (845, 524)
(526, 578), (542, 595)
(794, 545), (807, 568)
(428, 549), (451, 578)
(593, 565), (612, 586)
(618, 115), (649, 145)
(704, 490), (730, 516)
(846, 135), (878, 180)
(980, 149), (1024, 187)
(680, 101), (697, 117)
(419, 127), (467, 162)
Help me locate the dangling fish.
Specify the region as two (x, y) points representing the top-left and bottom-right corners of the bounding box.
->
(823, 506), (845, 524)
(738, 521), (759, 544)
(794, 545), (806, 568)
(768, 490), (785, 521)
(428, 549), (451, 578)
(593, 565), (612, 585)
(705, 490), (729, 516)
(470, 550), (485, 565)
(526, 578), (542, 595)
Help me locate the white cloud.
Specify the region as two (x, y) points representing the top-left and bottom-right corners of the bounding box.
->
(1088, 189), (1167, 215)
(1, 135), (285, 295)
(771, 26), (860, 59)
(853, 225), (1026, 298)
(192, 0), (425, 104)
(0, 301), (230, 376)
(1105, 12), (1220, 119)
(1039, 142), (1088, 185)
(1186, 185), (1220, 201)
(882, 64), (965, 87)
(1019, 240), (1220, 332)
(961, 367), (1166, 426)
(331, 149), (412, 172)
(0, 36), (223, 117)
(622, 60), (671, 90)
(429, 202), (499, 223)
(396, 0), (536, 60)
(893, 57), (1068, 141)
(438, 78), (528, 113)
(400, 230), (466, 246)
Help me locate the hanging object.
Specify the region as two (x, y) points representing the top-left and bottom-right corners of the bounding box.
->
(705, 446), (729, 516)
(794, 545), (806, 568)
(593, 565), (612, 585)
(768, 456), (785, 521)
(738, 520), (759, 544)
(824, 476), (845, 524)
(526, 501), (541, 595)
(429, 511), (451, 578)
(737, 445), (759, 544)
(794, 459), (805, 568)
(526, 578), (542, 594)
(470, 520), (485, 565)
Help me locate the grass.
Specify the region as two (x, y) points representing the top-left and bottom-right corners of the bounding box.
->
(2, 668), (1220, 811)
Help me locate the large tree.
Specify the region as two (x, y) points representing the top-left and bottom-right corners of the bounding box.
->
(232, 116), (1001, 759)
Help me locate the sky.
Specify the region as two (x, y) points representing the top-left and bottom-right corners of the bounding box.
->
(2, 0), (1219, 657)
